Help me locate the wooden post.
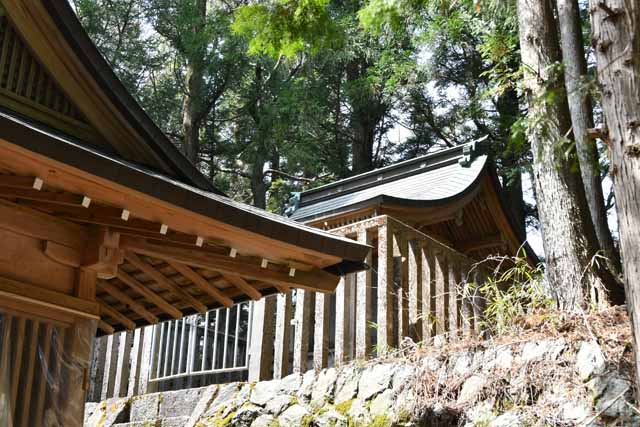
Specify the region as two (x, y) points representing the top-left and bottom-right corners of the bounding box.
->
(420, 244), (434, 339)
(88, 336), (107, 401)
(292, 289), (313, 373)
(313, 292), (330, 370)
(448, 259), (461, 339)
(334, 276), (351, 366)
(142, 325), (158, 394)
(127, 328), (144, 396)
(273, 292), (292, 379)
(101, 333), (118, 400)
(248, 296), (276, 382)
(434, 250), (449, 336)
(114, 330), (133, 397)
(460, 268), (473, 336)
(472, 269), (487, 336)
(393, 231), (409, 344)
(377, 222), (393, 353)
(355, 229), (372, 359)
(408, 239), (422, 342)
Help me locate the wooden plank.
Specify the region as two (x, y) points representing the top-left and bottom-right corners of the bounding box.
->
(408, 239), (422, 342)
(167, 261), (233, 307)
(10, 317), (26, 412)
(313, 292), (330, 371)
(99, 301), (136, 330)
(248, 296), (276, 382)
(32, 323), (53, 427)
(116, 270), (182, 319)
(334, 276), (350, 366)
(0, 314), (13, 386)
(88, 336), (108, 402)
(125, 252), (207, 313)
(19, 319), (39, 427)
(434, 250), (448, 336)
(393, 231), (409, 343)
(114, 331), (133, 397)
(420, 244), (434, 339)
(138, 326), (156, 394)
(448, 260), (461, 340)
(221, 273), (262, 301)
(0, 199), (87, 249)
(101, 334), (118, 400)
(377, 223), (393, 353)
(98, 280), (159, 324)
(292, 289), (313, 373)
(355, 229), (372, 359)
(120, 237), (340, 293)
(273, 291), (292, 379)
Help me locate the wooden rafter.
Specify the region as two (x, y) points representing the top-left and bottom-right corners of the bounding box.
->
(120, 236), (340, 293)
(98, 319), (115, 335)
(124, 252), (207, 313)
(457, 233), (505, 254)
(97, 280), (159, 324)
(116, 270), (182, 319)
(98, 301), (136, 330)
(222, 273), (262, 301)
(0, 186), (86, 207)
(167, 261), (234, 307)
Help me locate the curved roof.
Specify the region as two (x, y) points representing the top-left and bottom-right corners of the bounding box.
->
(290, 143), (486, 222)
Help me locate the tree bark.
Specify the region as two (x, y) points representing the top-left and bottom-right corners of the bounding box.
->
(590, 0), (640, 394)
(517, 0), (623, 310)
(556, 0), (622, 278)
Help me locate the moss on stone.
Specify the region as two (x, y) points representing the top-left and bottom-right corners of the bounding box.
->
(369, 415), (392, 427)
(300, 414), (314, 427)
(335, 399), (354, 416)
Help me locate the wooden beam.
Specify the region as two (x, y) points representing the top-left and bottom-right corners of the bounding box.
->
(120, 237), (340, 293)
(43, 240), (82, 267)
(125, 252), (207, 313)
(0, 199), (87, 249)
(0, 174), (42, 189)
(222, 273), (262, 301)
(98, 320), (115, 335)
(0, 186), (85, 207)
(116, 270), (182, 319)
(98, 280), (159, 324)
(167, 261), (233, 307)
(99, 301), (136, 330)
(457, 233), (505, 254)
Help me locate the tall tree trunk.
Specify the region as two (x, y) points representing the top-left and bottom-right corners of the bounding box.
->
(517, 0), (623, 310)
(557, 0), (622, 278)
(590, 0), (640, 393)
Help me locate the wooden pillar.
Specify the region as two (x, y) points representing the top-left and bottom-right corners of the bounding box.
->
(393, 230), (409, 344)
(420, 243), (434, 339)
(355, 229), (373, 359)
(88, 336), (107, 401)
(114, 331), (133, 397)
(448, 259), (461, 339)
(142, 325), (158, 394)
(101, 333), (118, 400)
(335, 276), (351, 366)
(292, 289), (313, 373)
(377, 223), (393, 353)
(472, 269), (487, 336)
(433, 250), (449, 336)
(460, 268), (473, 336)
(313, 292), (330, 370)
(273, 291), (293, 379)
(408, 239), (422, 342)
(127, 328), (144, 396)
(248, 295), (276, 381)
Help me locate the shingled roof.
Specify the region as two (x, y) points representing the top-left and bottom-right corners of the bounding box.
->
(290, 143), (484, 222)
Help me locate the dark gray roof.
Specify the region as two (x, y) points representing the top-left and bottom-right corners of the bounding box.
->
(0, 109), (370, 271)
(290, 143), (487, 222)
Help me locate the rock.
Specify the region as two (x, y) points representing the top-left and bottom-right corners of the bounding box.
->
(251, 379), (282, 406)
(130, 393), (161, 421)
(278, 404), (311, 427)
(161, 416), (191, 427)
(484, 347), (513, 371)
(265, 395), (293, 415)
(232, 403), (263, 426)
(311, 368), (338, 406)
(334, 367), (359, 404)
(347, 398), (371, 425)
(185, 385), (218, 427)
(251, 414), (276, 427)
(358, 364), (395, 400)
(370, 389), (394, 416)
(591, 374), (633, 419)
(490, 411), (522, 427)
(203, 383), (241, 417)
(391, 365), (415, 392)
(316, 408), (348, 427)
(297, 370), (316, 401)
(280, 373), (302, 394)
(576, 341), (605, 380)
(86, 398), (128, 427)
(452, 352), (473, 377)
(465, 402), (496, 426)
(158, 388), (205, 418)
(561, 401), (590, 423)
(458, 375), (487, 404)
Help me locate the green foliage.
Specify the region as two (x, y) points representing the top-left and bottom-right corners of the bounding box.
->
(468, 255), (554, 336)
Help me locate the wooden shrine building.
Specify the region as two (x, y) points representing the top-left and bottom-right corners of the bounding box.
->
(0, 2), (369, 426)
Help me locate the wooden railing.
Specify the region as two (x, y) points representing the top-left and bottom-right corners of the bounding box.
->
(87, 214), (488, 398)
(247, 215), (487, 381)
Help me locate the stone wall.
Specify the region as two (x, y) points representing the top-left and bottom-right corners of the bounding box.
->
(84, 337), (638, 427)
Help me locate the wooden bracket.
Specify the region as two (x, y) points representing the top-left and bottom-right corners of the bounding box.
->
(82, 227), (123, 279)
